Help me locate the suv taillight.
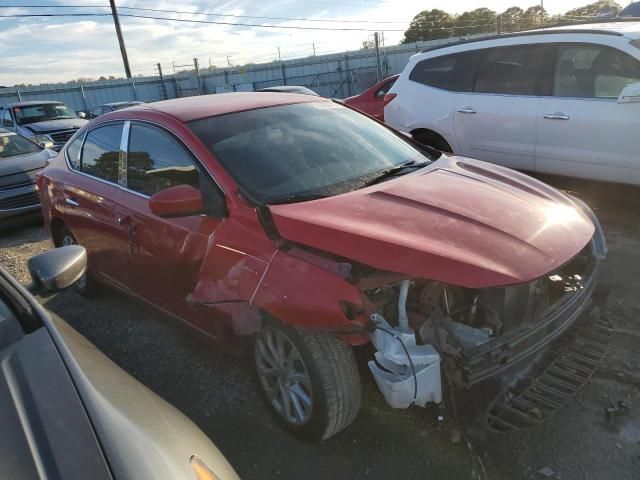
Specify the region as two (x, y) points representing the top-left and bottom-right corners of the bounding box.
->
(383, 93), (397, 106)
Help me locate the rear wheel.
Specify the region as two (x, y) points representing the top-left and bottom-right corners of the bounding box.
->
(57, 226), (97, 296)
(413, 130), (452, 153)
(254, 320), (361, 441)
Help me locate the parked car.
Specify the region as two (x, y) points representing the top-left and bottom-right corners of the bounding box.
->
(0, 245), (239, 479)
(88, 101), (146, 119)
(343, 75), (398, 121)
(256, 85), (319, 95)
(0, 128), (54, 224)
(38, 92), (607, 441)
(385, 22), (640, 185)
(0, 101), (87, 151)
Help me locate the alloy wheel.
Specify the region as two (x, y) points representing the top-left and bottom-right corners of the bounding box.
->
(255, 326), (313, 425)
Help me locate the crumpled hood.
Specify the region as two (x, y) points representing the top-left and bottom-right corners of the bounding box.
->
(23, 118), (87, 133)
(269, 156), (595, 288)
(0, 150), (49, 188)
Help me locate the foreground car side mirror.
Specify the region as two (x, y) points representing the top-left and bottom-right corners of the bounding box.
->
(27, 246), (87, 294)
(149, 184), (205, 218)
(618, 82), (640, 103)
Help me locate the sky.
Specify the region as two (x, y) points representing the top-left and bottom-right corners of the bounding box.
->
(0, 0), (633, 86)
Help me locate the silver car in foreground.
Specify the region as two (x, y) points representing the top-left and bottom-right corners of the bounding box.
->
(0, 246), (239, 480)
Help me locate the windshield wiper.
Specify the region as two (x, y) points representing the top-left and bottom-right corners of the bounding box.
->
(361, 160), (426, 187)
(267, 192), (328, 205)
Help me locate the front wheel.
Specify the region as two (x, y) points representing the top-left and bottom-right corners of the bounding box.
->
(254, 321), (361, 441)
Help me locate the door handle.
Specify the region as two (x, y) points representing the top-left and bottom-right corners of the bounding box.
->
(65, 197), (80, 207)
(543, 113), (570, 120)
(116, 216), (131, 226)
(457, 107), (478, 114)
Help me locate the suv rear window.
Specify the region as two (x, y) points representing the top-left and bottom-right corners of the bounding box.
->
(409, 51), (482, 92)
(474, 45), (550, 96)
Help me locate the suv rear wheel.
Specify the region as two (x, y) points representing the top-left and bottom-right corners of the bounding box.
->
(254, 320), (361, 441)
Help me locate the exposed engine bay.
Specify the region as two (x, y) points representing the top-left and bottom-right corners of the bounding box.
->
(366, 241), (600, 410)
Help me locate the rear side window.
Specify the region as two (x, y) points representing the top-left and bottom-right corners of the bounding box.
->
(553, 44), (640, 98)
(66, 133), (84, 169)
(409, 51), (481, 92)
(475, 45), (550, 96)
(126, 123), (201, 196)
(2, 110), (13, 127)
(80, 124), (122, 183)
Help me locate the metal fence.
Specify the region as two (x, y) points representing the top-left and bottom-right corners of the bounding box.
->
(0, 34), (491, 111)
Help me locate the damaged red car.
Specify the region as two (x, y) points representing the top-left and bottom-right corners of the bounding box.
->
(38, 93), (609, 441)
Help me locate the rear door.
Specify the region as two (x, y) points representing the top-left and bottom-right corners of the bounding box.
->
(115, 122), (225, 319)
(61, 122), (130, 288)
(535, 43), (640, 183)
(454, 44), (553, 171)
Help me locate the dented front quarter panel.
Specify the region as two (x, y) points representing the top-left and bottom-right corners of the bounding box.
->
(186, 207), (371, 343)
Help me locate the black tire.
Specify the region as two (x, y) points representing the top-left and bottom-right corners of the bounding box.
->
(254, 320), (361, 441)
(55, 225), (98, 297)
(413, 130), (452, 153)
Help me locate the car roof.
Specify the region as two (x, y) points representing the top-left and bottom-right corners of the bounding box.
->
(256, 86), (319, 95)
(128, 92), (325, 122)
(3, 100), (63, 108)
(101, 101), (143, 107)
(421, 20), (640, 54)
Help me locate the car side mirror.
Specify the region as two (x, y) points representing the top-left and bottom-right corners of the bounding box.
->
(618, 82), (640, 103)
(27, 246), (87, 294)
(149, 185), (205, 218)
(77, 111), (87, 119)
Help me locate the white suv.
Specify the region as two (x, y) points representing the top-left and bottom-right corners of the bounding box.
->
(385, 22), (640, 185)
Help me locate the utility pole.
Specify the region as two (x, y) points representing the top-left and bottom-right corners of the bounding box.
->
(498, 14), (503, 34)
(374, 32), (382, 82)
(156, 63), (168, 100)
(540, 0), (544, 26)
(193, 57), (202, 95)
(109, 0), (131, 78)
(278, 46), (282, 62)
(312, 42), (316, 56)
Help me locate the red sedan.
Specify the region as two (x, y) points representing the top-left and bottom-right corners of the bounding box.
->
(38, 93), (606, 441)
(343, 74), (398, 121)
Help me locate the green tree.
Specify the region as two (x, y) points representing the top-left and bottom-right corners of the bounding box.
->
(499, 6), (524, 31)
(402, 9), (453, 44)
(454, 8), (497, 35)
(565, 0), (621, 18)
(520, 5), (549, 29)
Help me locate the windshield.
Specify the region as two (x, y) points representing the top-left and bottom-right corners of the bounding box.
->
(0, 132), (42, 158)
(189, 102), (438, 204)
(13, 103), (77, 125)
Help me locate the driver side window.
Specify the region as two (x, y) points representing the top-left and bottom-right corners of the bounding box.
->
(375, 78), (396, 98)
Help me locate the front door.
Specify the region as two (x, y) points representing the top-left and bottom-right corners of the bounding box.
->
(536, 43), (640, 184)
(454, 44), (552, 171)
(115, 122), (226, 319)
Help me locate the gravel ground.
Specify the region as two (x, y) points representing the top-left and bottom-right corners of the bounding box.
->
(1, 176), (640, 480)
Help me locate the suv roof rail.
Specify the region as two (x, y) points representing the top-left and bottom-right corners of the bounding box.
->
(419, 20), (634, 54)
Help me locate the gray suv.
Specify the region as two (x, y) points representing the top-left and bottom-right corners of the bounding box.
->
(0, 101), (87, 151)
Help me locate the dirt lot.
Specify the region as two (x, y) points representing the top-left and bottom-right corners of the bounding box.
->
(2, 176), (640, 480)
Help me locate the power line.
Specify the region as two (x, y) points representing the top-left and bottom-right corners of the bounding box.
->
(0, 4), (410, 24)
(0, 11), (408, 31)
